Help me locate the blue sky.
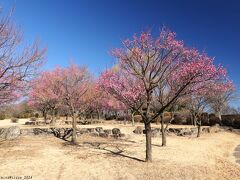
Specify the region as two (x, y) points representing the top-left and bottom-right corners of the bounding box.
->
(1, 0), (240, 106)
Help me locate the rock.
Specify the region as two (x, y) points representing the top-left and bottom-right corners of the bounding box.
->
(190, 128), (198, 134)
(99, 133), (108, 138)
(111, 134), (119, 138)
(79, 128), (89, 134)
(143, 128), (160, 137)
(232, 129), (240, 133)
(25, 121), (36, 125)
(133, 126), (143, 134)
(91, 132), (99, 137)
(112, 128), (121, 135)
(209, 124), (221, 133)
(21, 129), (34, 136)
(119, 133), (125, 137)
(45, 120), (51, 124)
(104, 129), (112, 135)
(34, 128), (52, 135)
(95, 127), (104, 133)
(168, 128), (181, 135)
(65, 120), (72, 125)
(178, 128), (192, 136)
(87, 128), (96, 133)
(202, 127), (210, 133)
(0, 126), (21, 140)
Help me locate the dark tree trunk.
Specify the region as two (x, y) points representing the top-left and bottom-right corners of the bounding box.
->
(131, 112), (135, 126)
(51, 109), (56, 125)
(145, 122), (152, 162)
(193, 114), (197, 126)
(43, 110), (47, 123)
(66, 114), (68, 120)
(97, 110), (100, 120)
(197, 120), (201, 138)
(71, 109), (77, 144)
(161, 115), (166, 146)
(123, 110), (127, 125)
(156, 117), (160, 125)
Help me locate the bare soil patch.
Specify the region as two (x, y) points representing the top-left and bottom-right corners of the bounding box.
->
(0, 123), (239, 180)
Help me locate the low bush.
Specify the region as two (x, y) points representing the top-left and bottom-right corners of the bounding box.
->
(11, 118), (19, 123)
(30, 117), (37, 121)
(0, 114), (6, 120)
(105, 114), (116, 120)
(116, 115), (131, 121)
(172, 113), (187, 125)
(233, 119), (240, 129)
(133, 115), (142, 123)
(222, 115), (240, 129)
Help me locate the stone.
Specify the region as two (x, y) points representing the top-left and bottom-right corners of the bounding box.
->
(112, 128), (121, 135)
(202, 127), (210, 133)
(0, 126), (21, 140)
(65, 120), (72, 125)
(25, 121), (36, 125)
(232, 129), (240, 133)
(20, 129), (34, 136)
(190, 128), (198, 134)
(99, 133), (108, 138)
(91, 132), (99, 137)
(133, 126), (143, 134)
(178, 128), (192, 136)
(87, 128), (96, 133)
(95, 127), (104, 133)
(104, 129), (112, 135)
(168, 128), (181, 135)
(119, 133), (125, 137)
(34, 128), (53, 136)
(111, 134), (119, 138)
(143, 128), (160, 137)
(79, 128), (89, 134)
(209, 124), (221, 133)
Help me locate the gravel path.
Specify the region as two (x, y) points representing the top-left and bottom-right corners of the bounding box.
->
(234, 145), (240, 164)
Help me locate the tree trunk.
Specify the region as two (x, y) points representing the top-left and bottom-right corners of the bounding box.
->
(156, 116), (160, 125)
(217, 111), (222, 121)
(197, 120), (201, 138)
(43, 110), (47, 123)
(97, 110), (100, 120)
(71, 111), (77, 144)
(193, 114), (197, 126)
(145, 122), (152, 162)
(131, 112), (135, 126)
(51, 110), (56, 125)
(161, 115), (166, 146)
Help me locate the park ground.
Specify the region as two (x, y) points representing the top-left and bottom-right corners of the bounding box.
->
(0, 119), (240, 180)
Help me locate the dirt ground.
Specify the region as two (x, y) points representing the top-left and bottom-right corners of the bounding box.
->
(0, 121), (240, 180)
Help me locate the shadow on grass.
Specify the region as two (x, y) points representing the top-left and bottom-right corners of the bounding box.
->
(82, 141), (145, 162)
(101, 147), (145, 162)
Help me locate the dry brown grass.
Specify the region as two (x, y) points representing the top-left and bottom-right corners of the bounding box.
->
(0, 123), (239, 180)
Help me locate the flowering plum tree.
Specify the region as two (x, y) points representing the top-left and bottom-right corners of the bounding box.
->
(208, 85), (235, 120)
(185, 80), (234, 137)
(28, 67), (63, 123)
(99, 28), (231, 162)
(59, 65), (91, 144)
(0, 10), (45, 105)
